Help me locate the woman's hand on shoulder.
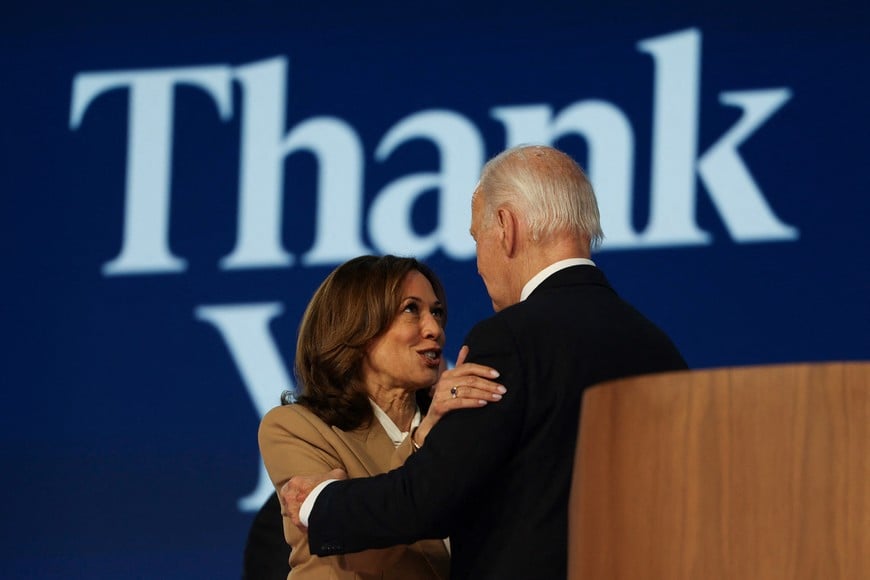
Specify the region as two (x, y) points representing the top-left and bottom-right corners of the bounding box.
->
(412, 346), (505, 449)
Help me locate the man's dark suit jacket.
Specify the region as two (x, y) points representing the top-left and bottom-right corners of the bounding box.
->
(308, 265), (688, 579)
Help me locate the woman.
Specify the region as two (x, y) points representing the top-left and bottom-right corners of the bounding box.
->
(258, 255), (504, 579)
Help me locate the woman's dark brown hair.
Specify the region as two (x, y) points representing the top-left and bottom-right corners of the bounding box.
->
(291, 255), (447, 430)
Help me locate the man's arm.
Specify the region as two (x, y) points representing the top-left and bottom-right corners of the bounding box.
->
(278, 469), (347, 534)
(303, 318), (525, 556)
(280, 474), (342, 530)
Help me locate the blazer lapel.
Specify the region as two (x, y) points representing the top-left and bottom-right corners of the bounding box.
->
(332, 422), (395, 475)
(411, 539), (451, 579)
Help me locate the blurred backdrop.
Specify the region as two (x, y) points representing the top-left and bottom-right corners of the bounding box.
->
(2, 1), (868, 577)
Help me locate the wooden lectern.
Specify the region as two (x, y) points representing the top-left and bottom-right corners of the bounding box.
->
(569, 362), (869, 580)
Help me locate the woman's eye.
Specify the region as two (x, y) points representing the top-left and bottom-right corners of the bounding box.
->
(403, 302), (419, 314)
(431, 307), (445, 320)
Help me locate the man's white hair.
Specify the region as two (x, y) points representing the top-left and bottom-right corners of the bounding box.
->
(476, 144), (604, 249)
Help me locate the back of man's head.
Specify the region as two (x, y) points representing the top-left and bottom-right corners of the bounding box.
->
(477, 145), (604, 248)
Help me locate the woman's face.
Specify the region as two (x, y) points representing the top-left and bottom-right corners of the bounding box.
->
(361, 270), (446, 394)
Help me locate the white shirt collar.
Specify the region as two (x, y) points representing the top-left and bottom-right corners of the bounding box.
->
(520, 258), (596, 302)
(369, 399), (421, 448)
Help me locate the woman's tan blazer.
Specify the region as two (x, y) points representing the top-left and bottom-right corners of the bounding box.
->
(258, 403), (450, 580)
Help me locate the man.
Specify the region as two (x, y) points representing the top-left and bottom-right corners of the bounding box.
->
(282, 145), (688, 579)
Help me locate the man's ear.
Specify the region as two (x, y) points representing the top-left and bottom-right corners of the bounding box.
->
(496, 207), (518, 257)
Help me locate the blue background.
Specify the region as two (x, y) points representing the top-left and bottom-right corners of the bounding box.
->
(2, 1), (868, 578)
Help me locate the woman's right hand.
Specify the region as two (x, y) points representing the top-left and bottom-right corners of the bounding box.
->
(412, 346), (505, 449)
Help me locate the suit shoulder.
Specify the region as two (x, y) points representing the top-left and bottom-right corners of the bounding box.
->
(463, 307), (527, 355)
(467, 298), (538, 333)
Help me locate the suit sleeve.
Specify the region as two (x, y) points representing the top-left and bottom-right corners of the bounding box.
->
(308, 316), (527, 555)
